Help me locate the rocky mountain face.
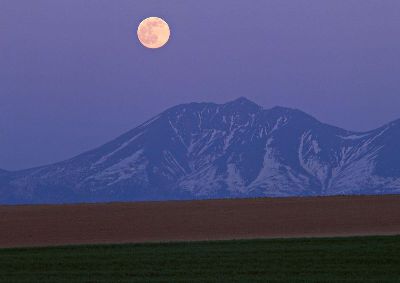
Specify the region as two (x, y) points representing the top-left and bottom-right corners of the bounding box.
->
(1, 97), (400, 204)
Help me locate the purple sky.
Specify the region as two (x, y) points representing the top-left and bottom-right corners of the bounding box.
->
(1, 0), (400, 170)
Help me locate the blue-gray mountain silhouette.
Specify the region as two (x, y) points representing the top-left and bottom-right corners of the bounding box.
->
(0, 169), (8, 178)
(1, 97), (400, 204)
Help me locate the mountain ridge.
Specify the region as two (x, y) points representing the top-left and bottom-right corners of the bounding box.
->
(1, 97), (400, 204)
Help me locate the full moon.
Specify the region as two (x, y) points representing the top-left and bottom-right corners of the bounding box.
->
(137, 17), (170, 49)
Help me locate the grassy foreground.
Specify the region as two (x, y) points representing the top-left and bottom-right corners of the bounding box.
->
(0, 236), (399, 282)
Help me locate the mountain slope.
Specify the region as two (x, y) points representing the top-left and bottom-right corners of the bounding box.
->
(1, 98), (400, 204)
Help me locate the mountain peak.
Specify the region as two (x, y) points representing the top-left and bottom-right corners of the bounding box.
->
(224, 97), (262, 112)
(228, 97), (258, 105)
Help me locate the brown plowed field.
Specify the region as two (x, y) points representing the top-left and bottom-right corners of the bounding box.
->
(1, 195), (400, 248)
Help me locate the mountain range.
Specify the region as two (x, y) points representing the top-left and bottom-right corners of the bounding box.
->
(1, 97), (400, 204)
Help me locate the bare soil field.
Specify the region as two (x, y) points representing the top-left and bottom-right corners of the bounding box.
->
(0, 195), (399, 248)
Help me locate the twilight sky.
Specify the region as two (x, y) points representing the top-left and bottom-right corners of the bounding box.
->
(1, 0), (400, 170)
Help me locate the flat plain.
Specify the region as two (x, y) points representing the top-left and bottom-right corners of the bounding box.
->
(0, 195), (400, 248)
(0, 236), (400, 282)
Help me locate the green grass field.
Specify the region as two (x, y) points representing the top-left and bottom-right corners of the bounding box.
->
(0, 236), (399, 282)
